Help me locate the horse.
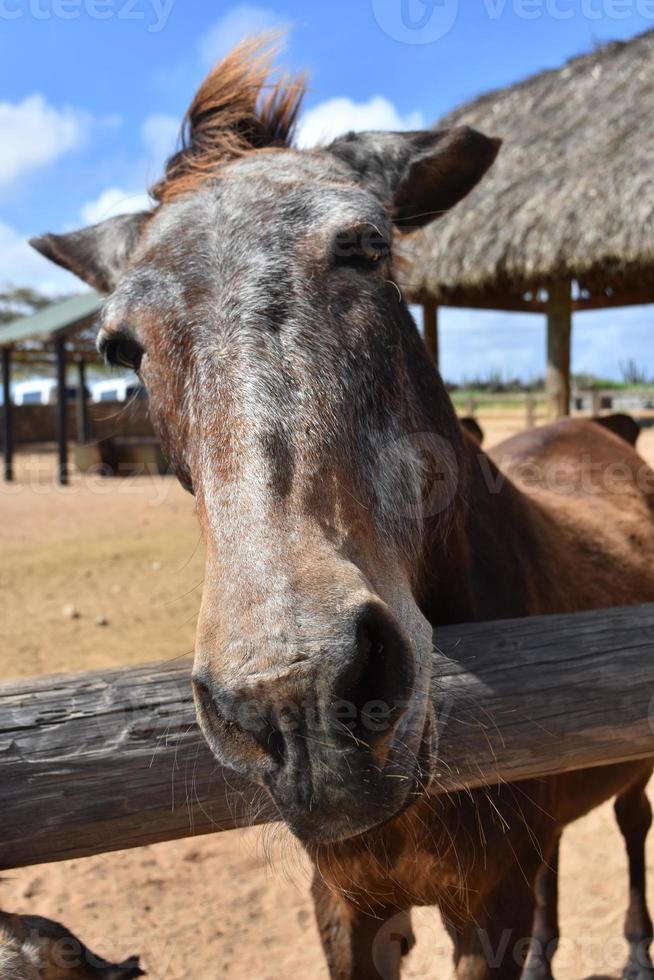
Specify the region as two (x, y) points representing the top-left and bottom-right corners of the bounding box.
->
(31, 38), (654, 980)
(0, 909), (143, 979)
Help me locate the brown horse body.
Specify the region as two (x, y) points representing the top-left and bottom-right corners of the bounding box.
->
(30, 40), (654, 980)
(311, 418), (654, 978)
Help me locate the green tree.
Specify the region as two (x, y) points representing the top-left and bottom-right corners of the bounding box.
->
(620, 358), (649, 386)
(0, 287), (56, 324)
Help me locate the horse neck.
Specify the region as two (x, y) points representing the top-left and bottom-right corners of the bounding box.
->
(414, 425), (556, 626)
(396, 316), (557, 625)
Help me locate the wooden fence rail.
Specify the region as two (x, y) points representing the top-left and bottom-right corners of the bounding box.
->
(3, 604), (654, 871)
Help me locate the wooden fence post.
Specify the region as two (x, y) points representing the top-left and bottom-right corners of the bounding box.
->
(76, 359), (90, 444)
(2, 347), (13, 482)
(54, 335), (68, 486)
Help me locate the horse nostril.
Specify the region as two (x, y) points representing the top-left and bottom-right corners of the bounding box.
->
(192, 674), (286, 773)
(262, 727), (286, 767)
(333, 606), (415, 745)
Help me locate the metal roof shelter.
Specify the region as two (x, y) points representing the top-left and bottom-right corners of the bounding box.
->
(1, 292), (104, 485)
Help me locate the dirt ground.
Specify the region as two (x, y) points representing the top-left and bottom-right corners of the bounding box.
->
(3, 416), (654, 979)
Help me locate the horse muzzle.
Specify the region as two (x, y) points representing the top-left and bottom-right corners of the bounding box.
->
(192, 599), (429, 841)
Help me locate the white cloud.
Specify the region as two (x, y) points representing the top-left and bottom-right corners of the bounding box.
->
(295, 97), (425, 149)
(75, 110), (170, 232)
(80, 187), (151, 225)
(80, 110), (173, 226)
(0, 221), (82, 295)
(0, 94), (90, 190)
(197, 4), (287, 68)
(141, 113), (179, 173)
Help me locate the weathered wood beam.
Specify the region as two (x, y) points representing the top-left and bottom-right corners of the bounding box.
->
(546, 281), (572, 420)
(2, 604), (654, 871)
(409, 292), (545, 314)
(422, 300), (439, 368)
(573, 288), (654, 312)
(406, 288), (654, 315)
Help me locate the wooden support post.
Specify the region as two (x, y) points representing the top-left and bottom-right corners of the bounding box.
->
(54, 335), (68, 486)
(422, 300), (439, 369)
(526, 395), (535, 429)
(2, 603), (654, 870)
(546, 281), (572, 419)
(76, 359), (90, 444)
(2, 347), (13, 482)
(591, 390), (601, 416)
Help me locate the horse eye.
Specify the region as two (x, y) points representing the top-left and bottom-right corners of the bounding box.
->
(98, 331), (144, 371)
(333, 228), (390, 269)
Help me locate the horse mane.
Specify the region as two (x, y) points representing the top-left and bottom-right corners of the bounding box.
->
(151, 35), (306, 203)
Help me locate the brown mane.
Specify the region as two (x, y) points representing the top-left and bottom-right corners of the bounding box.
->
(151, 36), (306, 203)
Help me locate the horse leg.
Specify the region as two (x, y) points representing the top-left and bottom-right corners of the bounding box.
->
(311, 872), (414, 980)
(444, 868), (538, 980)
(523, 834), (561, 980)
(615, 772), (654, 980)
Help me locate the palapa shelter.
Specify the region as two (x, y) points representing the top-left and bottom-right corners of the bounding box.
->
(398, 29), (654, 417)
(1, 292), (103, 484)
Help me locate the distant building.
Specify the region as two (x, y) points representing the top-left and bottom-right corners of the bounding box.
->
(11, 378), (87, 406)
(90, 378), (145, 403)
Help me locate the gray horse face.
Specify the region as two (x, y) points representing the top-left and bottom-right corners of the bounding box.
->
(31, 82), (499, 842)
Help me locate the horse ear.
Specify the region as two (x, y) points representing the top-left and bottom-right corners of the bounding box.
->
(29, 211), (150, 294)
(327, 126), (501, 229)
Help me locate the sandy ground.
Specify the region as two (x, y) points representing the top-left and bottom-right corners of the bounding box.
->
(1, 450), (204, 678)
(3, 417), (654, 979)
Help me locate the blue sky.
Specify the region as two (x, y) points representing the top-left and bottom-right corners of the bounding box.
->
(1, 0), (652, 382)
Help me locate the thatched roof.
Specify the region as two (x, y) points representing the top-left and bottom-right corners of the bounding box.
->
(398, 29), (654, 309)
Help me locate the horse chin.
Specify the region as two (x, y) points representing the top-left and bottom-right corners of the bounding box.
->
(285, 710), (436, 849)
(284, 797), (409, 848)
(292, 774), (426, 850)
